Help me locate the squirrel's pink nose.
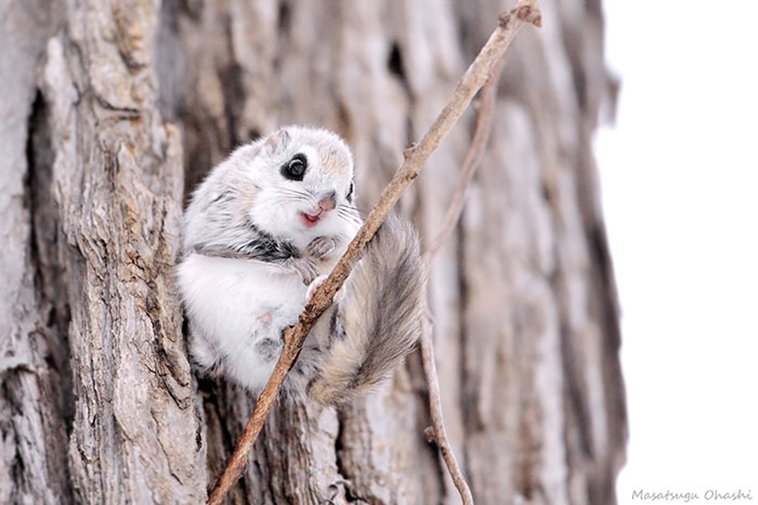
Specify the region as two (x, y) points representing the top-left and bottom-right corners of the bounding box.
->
(318, 192), (336, 212)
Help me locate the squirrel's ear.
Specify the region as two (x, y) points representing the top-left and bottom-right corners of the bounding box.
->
(264, 128), (290, 152)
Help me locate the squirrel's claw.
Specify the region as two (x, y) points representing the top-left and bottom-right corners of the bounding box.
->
(305, 274), (328, 303)
(305, 236), (336, 260)
(286, 257), (319, 285)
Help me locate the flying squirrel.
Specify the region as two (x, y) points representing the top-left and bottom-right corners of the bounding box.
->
(176, 126), (425, 405)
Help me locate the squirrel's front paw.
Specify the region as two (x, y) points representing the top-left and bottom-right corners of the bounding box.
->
(306, 236), (336, 260)
(305, 274), (328, 303)
(285, 257), (319, 285)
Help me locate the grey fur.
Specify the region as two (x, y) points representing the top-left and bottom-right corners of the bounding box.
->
(255, 338), (283, 363)
(191, 235), (320, 285)
(192, 222), (300, 263)
(306, 214), (425, 405)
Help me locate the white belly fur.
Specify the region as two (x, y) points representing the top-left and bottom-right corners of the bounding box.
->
(177, 254), (308, 391)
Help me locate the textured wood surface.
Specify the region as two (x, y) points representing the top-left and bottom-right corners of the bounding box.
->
(1, 0), (625, 504)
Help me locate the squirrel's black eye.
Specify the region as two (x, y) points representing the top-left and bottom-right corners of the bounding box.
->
(346, 181), (355, 202)
(282, 154), (307, 181)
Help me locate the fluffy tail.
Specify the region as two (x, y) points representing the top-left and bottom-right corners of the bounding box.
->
(307, 215), (425, 405)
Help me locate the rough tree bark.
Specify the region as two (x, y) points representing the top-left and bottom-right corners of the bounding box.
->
(1, 1), (625, 504)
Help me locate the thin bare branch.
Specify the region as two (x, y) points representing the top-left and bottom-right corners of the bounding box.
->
(422, 55), (506, 264)
(418, 55), (507, 505)
(207, 3), (541, 503)
(418, 4), (540, 503)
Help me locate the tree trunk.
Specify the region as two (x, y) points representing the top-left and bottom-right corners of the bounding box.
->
(1, 0), (625, 504)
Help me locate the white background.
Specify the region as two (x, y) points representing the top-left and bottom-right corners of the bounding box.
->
(595, 1), (758, 503)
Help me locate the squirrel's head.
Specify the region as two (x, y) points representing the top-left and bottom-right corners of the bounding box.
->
(230, 126), (360, 245)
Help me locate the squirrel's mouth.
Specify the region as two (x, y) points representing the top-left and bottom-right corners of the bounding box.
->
(300, 211), (322, 228)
